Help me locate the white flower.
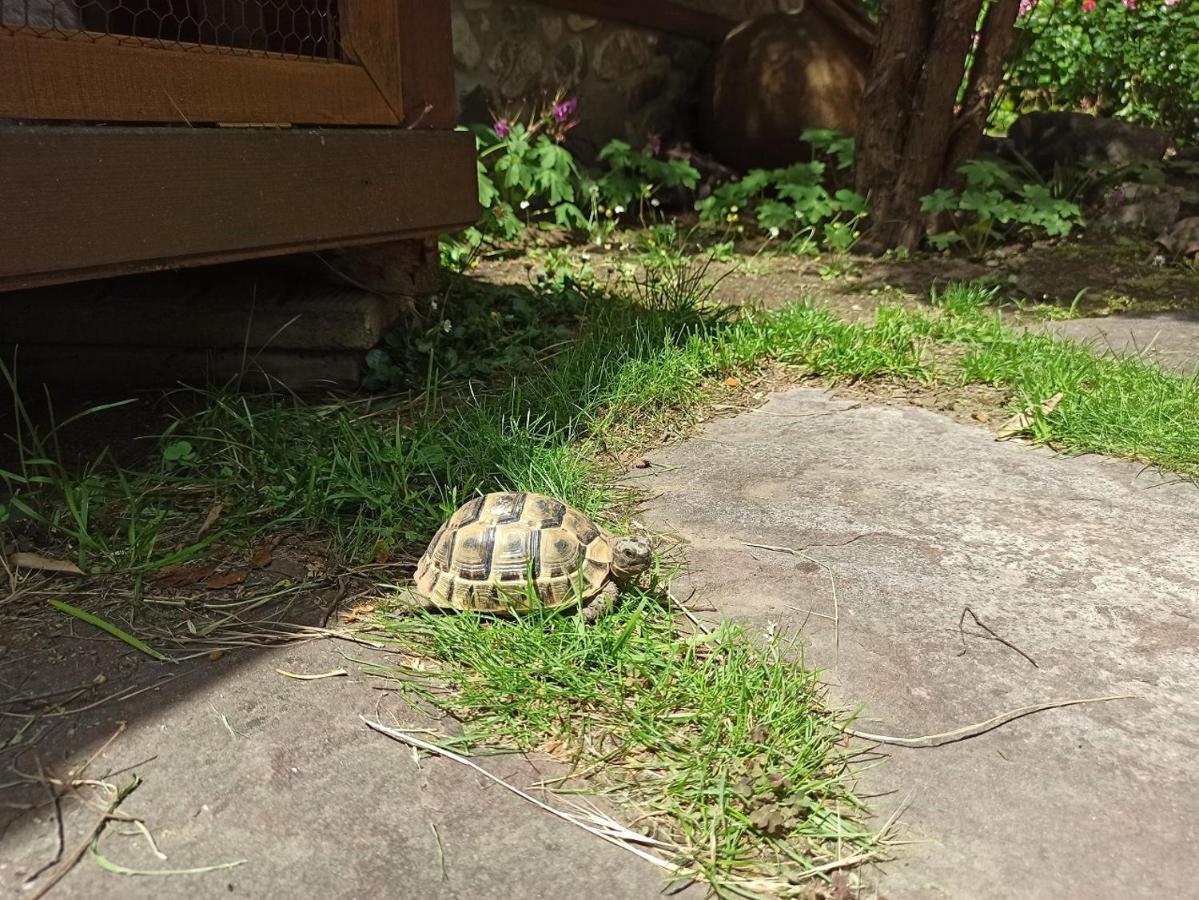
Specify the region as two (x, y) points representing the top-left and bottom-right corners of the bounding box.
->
(442, 320), (452, 333)
(769, 227), (780, 239)
(519, 200), (530, 210)
(614, 205), (626, 215)
(650, 199), (661, 208)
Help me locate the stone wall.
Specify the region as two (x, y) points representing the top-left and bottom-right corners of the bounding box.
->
(451, 0), (805, 159)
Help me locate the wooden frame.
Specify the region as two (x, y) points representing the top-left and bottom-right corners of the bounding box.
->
(0, 0), (457, 127)
(0, 1), (472, 291)
(0, 127), (479, 291)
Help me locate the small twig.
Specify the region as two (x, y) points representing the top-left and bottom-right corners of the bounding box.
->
(666, 587), (712, 635)
(23, 762), (65, 886)
(362, 718), (679, 873)
(430, 823), (448, 882)
(275, 668), (348, 681)
(844, 695), (1136, 749)
(957, 607), (1039, 668)
(28, 777), (141, 899)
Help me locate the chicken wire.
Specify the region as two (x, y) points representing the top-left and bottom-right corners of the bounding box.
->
(0, 0), (341, 60)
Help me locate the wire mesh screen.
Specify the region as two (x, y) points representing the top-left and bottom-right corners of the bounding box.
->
(1, 0), (341, 60)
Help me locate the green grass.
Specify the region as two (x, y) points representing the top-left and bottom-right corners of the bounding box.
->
(3, 272), (1197, 575)
(366, 597), (880, 895)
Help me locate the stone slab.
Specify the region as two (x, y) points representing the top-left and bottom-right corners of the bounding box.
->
(633, 388), (1199, 899)
(1030, 311), (1199, 375)
(0, 638), (689, 900)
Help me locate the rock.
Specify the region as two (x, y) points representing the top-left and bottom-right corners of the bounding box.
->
(699, 11), (871, 172)
(996, 111), (1171, 176)
(451, 10), (482, 69)
(565, 14), (598, 31)
(1156, 216), (1199, 257)
(488, 38), (544, 100)
(593, 29), (656, 82)
(1094, 182), (1182, 234)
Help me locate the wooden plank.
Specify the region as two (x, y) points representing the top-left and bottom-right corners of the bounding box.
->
(396, 1), (457, 128)
(533, 0), (735, 42)
(0, 127), (480, 291)
(0, 32), (398, 125)
(339, 0), (406, 121)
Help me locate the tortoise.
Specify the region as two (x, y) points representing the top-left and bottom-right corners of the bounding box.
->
(406, 491), (652, 621)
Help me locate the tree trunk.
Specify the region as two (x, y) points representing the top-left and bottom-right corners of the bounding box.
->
(855, 0), (1023, 252)
(853, 0), (932, 216)
(947, 0), (1023, 175)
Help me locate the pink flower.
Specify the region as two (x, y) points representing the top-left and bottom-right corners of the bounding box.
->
(1164, 0), (1179, 5)
(1123, 0), (1136, 8)
(1018, 0), (1038, 16)
(493, 120), (511, 139)
(1082, 0), (1096, 9)
(552, 98), (578, 123)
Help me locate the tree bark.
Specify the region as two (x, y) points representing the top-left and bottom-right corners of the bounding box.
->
(946, 0), (1022, 176)
(855, 0), (1023, 252)
(853, 0), (932, 209)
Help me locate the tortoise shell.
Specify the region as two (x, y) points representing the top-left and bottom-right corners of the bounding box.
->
(413, 492), (614, 612)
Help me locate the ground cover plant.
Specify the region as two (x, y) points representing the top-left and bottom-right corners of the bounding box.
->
(446, 91), (1106, 265)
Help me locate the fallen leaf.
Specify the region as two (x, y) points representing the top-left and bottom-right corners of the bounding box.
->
(340, 603), (376, 624)
(249, 547), (274, 569)
(154, 560), (220, 588)
(996, 392), (1063, 439)
(972, 411), (991, 423)
(633, 457), (651, 469)
(725, 376), (741, 388)
(205, 570), (247, 590)
(8, 552), (84, 575)
(208, 649), (224, 662)
(195, 503), (224, 541)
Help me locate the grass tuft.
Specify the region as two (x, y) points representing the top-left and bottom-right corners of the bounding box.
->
(368, 593), (880, 895)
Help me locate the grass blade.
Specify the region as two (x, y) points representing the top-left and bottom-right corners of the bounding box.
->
(48, 599), (173, 663)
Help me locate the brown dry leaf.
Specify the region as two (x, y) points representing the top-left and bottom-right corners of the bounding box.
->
(535, 738), (575, 762)
(725, 376), (741, 388)
(154, 560), (220, 588)
(208, 649), (224, 662)
(972, 411), (991, 424)
(633, 457), (651, 469)
(340, 603), (377, 624)
(195, 503), (224, 541)
(7, 552), (84, 575)
(249, 547), (274, 569)
(996, 392), (1063, 439)
(205, 570), (247, 590)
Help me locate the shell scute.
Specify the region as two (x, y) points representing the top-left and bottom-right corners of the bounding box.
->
(413, 492), (612, 612)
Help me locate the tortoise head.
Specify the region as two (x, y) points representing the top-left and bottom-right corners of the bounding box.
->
(610, 535), (653, 581)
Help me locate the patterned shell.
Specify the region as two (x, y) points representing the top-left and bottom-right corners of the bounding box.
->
(413, 492), (614, 612)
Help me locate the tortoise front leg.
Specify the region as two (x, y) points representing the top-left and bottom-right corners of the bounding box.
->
(582, 581), (620, 623)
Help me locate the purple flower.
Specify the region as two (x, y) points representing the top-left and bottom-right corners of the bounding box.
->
(1018, 0), (1038, 15)
(552, 98), (578, 123)
(494, 120), (511, 139)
